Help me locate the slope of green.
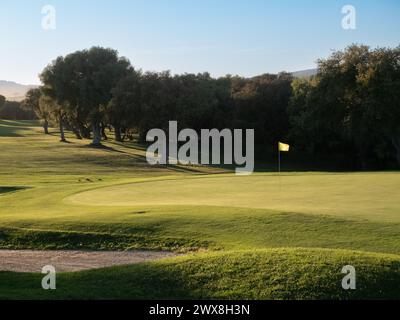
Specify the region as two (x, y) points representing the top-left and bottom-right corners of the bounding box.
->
(67, 173), (400, 222)
(0, 120), (399, 299)
(1, 248), (399, 300)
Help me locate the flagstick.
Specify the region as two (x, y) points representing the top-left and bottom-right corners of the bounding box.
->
(278, 146), (281, 192)
(278, 149), (281, 174)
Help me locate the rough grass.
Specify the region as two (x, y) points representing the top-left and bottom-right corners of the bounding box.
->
(1, 248), (400, 300)
(0, 120), (399, 300)
(0, 227), (210, 252)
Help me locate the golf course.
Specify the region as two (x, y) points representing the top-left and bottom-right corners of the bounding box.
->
(0, 119), (400, 299)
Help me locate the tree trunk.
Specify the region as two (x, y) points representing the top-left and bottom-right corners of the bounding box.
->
(358, 150), (368, 170)
(392, 137), (400, 166)
(79, 123), (91, 139)
(356, 140), (369, 170)
(76, 108), (90, 139)
(73, 128), (82, 139)
(43, 119), (49, 134)
(59, 116), (66, 142)
(114, 125), (122, 142)
(91, 121), (102, 146)
(101, 123), (108, 140)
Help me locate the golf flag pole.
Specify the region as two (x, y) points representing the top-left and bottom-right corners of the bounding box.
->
(278, 142), (290, 174)
(278, 146), (281, 174)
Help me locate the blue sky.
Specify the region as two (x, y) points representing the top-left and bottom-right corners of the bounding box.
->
(1, 0), (399, 84)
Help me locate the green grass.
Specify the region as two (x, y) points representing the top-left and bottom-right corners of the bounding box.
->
(2, 248), (400, 300)
(0, 120), (399, 299)
(68, 173), (400, 222)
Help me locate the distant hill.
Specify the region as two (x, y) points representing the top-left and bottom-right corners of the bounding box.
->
(292, 69), (318, 78)
(0, 81), (38, 101)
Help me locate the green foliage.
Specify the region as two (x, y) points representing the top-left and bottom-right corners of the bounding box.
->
(40, 47), (133, 144)
(0, 95), (5, 108)
(0, 100), (36, 121)
(106, 71), (142, 141)
(22, 88), (51, 133)
(289, 45), (400, 168)
(232, 73), (293, 145)
(33, 44), (400, 169)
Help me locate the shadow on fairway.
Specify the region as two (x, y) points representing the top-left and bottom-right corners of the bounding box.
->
(0, 187), (27, 195)
(82, 142), (216, 174)
(0, 120), (39, 137)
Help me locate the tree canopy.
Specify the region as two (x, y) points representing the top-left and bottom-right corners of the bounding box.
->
(27, 44), (400, 169)
(40, 47), (133, 145)
(289, 44), (400, 168)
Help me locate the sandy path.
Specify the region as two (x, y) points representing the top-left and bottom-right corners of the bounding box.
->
(0, 250), (178, 273)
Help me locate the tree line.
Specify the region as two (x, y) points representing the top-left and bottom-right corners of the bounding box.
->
(21, 45), (400, 169)
(0, 96), (35, 120)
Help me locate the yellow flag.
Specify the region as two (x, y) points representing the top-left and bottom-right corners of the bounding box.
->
(278, 142), (290, 152)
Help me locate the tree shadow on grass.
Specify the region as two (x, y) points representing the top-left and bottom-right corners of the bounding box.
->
(0, 186), (28, 195)
(82, 143), (130, 154)
(0, 263), (204, 300)
(107, 140), (148, 152)
(79, 143), (215, 174)
(0, 120), (40, 137)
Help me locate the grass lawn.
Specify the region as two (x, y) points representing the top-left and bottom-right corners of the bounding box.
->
(0, 120), (399, 299)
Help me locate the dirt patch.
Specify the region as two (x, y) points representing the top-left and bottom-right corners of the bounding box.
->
(0, 250), (178, 273)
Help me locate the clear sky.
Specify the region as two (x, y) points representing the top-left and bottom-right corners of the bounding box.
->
(1, 0), (399, 84)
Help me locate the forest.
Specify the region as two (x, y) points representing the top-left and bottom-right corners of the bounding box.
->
(8, 44), (400, 169)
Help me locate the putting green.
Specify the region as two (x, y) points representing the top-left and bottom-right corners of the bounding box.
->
(67, 172), (400, 222)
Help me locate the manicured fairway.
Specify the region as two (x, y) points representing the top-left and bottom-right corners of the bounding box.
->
(0, 120), (400, 299)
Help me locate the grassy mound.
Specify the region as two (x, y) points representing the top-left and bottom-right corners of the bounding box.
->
(2, 210), (400, 255)
(0, 227), (210, 252)
(1, 248), (399, 300)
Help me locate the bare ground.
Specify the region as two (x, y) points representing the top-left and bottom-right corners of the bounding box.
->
(0, 250), (178, 273)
